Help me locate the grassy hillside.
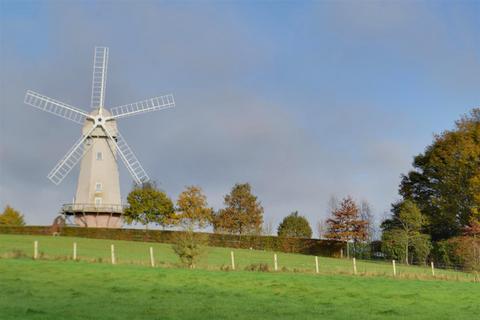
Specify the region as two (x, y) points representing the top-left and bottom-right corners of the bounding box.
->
(0, 234), (474, 281)
(0, 258), (479, 320)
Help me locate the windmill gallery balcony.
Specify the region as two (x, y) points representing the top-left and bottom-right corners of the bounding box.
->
(61, 203), (128, 228)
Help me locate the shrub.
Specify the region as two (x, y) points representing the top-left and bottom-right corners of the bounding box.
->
(172, 231), (207, 268)
(244, 263), (269, 272)
(434, 236), (480, 271)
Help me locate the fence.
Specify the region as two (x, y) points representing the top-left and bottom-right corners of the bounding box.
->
(0, 226), (344, 257)
(0, 234), (478, 283)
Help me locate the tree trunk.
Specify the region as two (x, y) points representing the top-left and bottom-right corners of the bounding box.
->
(405, 241), (409, 265)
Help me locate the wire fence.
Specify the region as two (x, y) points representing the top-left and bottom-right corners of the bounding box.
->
(0, 234), (478, 283)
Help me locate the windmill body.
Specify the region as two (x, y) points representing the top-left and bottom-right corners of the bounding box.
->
(24, 47), (175, 228)
(74, 109), (122, 227)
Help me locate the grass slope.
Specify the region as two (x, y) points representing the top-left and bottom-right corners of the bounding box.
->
(0, 234), (473, 280)
(0, 258), (479, 320)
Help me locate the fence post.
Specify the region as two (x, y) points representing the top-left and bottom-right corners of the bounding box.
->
(352, 258), (357, 275)
(230, 251), (235, 270)
(34, 240), (38, 260)
(73, 242), (77, 261)
(431, 261), (435, 277)
(340, 248), (344, 259)
(111, 244), (116, 265)
(150, 247), (155, 267)
(315, 256), (319, 274)
(274, 253), (278, 271)
(392, 260), (396, 277)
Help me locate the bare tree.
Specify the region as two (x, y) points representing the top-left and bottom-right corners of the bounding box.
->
(317, 218), (328, 239)
(327, 195), (340, 215)
(360, 200), (376, 241)
(262, 219), (274, 236)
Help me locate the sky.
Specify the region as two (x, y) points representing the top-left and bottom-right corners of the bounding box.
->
(0, 0), (479, 234)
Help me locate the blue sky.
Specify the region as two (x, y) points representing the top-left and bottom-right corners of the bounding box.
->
(1, 0), (479, 232)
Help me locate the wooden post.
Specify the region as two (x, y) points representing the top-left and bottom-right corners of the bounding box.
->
(431, 261), (435, 277)
(149, 247), (155, 267)
(353, 257), (357, 275)
(347, 242), (350, 259)
(274, 253), (278, 271)
(340, 248), (343, 259)
(315, 256), (319, 274)
(230, 251), (235, 270)
(392, 260), (396, 277)
(111, 244), (116, 265)
(73, 242), (77, 261)
(34, 240), (38, 260)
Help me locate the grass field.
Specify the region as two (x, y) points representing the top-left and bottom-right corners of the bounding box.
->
(0, 234), (475, 281)
(1, 258), (479, 320)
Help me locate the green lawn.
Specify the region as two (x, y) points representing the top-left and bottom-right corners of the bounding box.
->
(0, 258), (479, 320)
(0, 234), (473, 281)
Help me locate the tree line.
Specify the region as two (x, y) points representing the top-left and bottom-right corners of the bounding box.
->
(118, 107), (480, 270)
(2, 108), (478, 270)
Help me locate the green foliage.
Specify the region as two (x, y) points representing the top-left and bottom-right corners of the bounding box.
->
(124, 182), (175, 228)
(399, 108), (480, 240)
(381, 229), (408, 262)
(172, 231), (208, 268)
(435, 236), (480, 271)
(176, 186), (213, 229)
(213, 183), (264, 235)
(411, 234), (432, 265)
(0, 205), (25, 226)
(381, 200), (431, 264)
(277, 211), (312, 238)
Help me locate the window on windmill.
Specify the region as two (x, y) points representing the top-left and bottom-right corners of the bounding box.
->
(95, 197), (102, 206)
(95, 182), (102, 192)
(96, 152), (103, 160)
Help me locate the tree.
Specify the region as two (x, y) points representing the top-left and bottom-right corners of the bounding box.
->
(399, 108), (480, 241)
(317, 218), (328, 239)
(325, 196), (368, 243)
(213, 183), (263, 235)
(172, 186), (211, 268)
(124, 182), (175, 229)
(277, 211), (312, 238)
(0, 205), (25, 226)
(381, 200), (431, 264)
(172, 231), (208, 269)
(360, 200), (376, 241)
(262, 219), (274, 236)
(176, 186), (213, 230)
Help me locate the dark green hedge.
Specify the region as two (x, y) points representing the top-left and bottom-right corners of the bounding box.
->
(0, 225), (344, 257)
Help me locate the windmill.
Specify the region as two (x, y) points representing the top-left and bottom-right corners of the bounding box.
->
(24, 47), (175, 228)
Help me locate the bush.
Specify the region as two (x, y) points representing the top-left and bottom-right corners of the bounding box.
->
(244, 263), (269, 272)
(172, 231), (207, 268)
(434, 236), (480, 271)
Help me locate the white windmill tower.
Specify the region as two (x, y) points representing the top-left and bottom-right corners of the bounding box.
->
(24, 47), (175, 228)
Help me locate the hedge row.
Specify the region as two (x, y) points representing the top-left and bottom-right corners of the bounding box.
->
(0, 225), (344, 257)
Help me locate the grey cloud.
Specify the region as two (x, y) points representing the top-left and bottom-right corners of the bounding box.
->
(1, 2), (477, 233)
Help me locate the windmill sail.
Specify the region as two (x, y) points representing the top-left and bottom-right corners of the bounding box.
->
(91, 47), (109, 109)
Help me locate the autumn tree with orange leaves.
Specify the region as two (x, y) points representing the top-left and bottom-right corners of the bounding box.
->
(325, 197), (368, 244)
